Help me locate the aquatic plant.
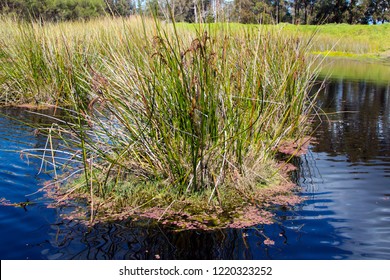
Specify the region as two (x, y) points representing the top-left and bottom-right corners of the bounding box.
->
(43, 20), (319, 225)
(1, 16), (321, 226)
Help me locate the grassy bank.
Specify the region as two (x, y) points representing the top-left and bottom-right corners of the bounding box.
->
(282, 23), (390, 59)
(177, 22), (390, 59)
(1, 16), (319, 227)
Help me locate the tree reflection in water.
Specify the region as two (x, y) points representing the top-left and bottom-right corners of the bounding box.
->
(313, 79), (390, 162)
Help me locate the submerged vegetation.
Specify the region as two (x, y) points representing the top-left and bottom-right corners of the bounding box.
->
(0, 16), (320, 228)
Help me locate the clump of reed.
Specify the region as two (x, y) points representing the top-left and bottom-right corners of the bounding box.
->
(4, 16), (320, 224)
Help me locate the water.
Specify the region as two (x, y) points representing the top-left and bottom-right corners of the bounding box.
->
(0, 108), (59, 259)
(1, 61), (389, 259)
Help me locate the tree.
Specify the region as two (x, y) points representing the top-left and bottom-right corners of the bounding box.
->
(346, 0), (365, 24)
(233, 0), (275, 23)
(371, 0), (390, 23)
(0, 0), (107, 21)
(105, 0), (134, 16)
(172, 0), (196, 22)
(312, 0), (348, 24)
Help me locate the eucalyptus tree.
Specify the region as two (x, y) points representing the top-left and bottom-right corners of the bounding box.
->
(370, 0), (390, 23)
(105, 0), (135, 16)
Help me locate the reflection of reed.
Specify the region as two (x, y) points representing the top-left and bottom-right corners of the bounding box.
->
(47, 219), (259, 260)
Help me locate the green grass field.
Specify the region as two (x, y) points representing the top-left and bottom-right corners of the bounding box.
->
(284, 23), (390, 58)
(176, 22), (390, 58)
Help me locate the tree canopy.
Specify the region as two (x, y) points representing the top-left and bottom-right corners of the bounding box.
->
(0, 0), (135, 21)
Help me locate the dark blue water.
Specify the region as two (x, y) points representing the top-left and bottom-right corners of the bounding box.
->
(1, 77), (390, 260)
(0, 108), (59, 259)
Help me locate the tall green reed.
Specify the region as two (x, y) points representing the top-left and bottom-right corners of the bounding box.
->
(53, 19), (318, 203)
(2, 16), (320, 216)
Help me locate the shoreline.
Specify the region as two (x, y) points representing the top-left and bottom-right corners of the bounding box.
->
(37, 138), (311, 231)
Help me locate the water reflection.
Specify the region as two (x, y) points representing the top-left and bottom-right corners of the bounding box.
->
(45, 215), (353, 260)
(319, 58), (390, 85)
(298, 79), (390, 258)
(313, 79), (390, 161)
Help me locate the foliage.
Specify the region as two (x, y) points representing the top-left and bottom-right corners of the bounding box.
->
(105, 0), (135, 17)
(0, 0), (106, 21)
